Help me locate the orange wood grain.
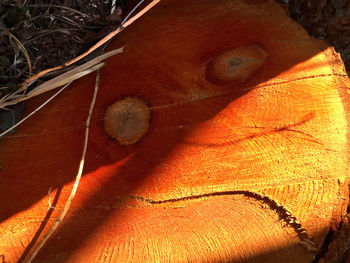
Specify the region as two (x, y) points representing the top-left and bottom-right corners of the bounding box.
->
(0, 0), (350, 262)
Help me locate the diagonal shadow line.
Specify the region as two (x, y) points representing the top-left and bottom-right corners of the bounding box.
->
(3, 73), (341, 140)
(0, 70), (334, 226)
(4, 84), (332, 260)
(2, 74), (347, 139)
(32, 89), (243, 262)
(27, 75), (331, 261)
(2, 67), (339, 262)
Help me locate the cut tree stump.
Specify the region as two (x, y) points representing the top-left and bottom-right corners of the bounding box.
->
(1, 0), (350, 262)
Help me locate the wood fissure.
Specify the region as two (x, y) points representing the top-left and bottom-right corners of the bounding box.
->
(128, 190), (318, 253)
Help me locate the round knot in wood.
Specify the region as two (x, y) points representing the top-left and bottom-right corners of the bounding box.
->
(104, 97), (150, 145)
(207, 44), (268, 85)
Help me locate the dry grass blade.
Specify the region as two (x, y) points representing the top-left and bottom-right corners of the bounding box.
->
(0, 47), (124, 109)
(7, 31), (32, 76)
(21, 0), (161, 89)
(24, 70), (100, 263)
(0, 82), (71, 138)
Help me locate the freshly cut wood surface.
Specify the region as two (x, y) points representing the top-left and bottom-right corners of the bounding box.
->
(1, 0), (350, 262)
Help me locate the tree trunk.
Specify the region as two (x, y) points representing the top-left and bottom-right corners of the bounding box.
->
(1, 0), (350, 262)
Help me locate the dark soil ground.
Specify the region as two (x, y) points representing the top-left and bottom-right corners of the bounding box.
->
(0, 0), (125, 98)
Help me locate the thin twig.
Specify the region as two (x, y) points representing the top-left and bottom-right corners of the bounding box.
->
(24, 70), (100, 263)
(111, 0), (116, 14)
(0, 82), (71, 138)
(7, 31), (32, 76)
(121, 0), (145, 25)
(47, 187), (53, 210)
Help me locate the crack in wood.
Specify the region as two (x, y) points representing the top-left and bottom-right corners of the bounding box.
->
(126, 190), (318, 253)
